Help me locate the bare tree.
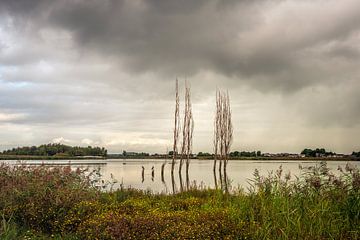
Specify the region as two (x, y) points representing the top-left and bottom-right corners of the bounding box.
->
(170, 79), (194, 192)
(214, 90), (233, 182)
(171, 79), (180, 178)
(213, 90), (220, 174)
(178, 85), (187, 174)
(218, 92), (224, 172)
(179, 81), (193, 176)
(223, 91), (233, 171)
(185, 84), (194, 176)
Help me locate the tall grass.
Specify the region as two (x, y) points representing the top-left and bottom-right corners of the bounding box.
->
(0, 162), (359, 239)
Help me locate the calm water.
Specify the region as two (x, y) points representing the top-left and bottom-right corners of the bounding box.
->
(2, 159), (359, 193)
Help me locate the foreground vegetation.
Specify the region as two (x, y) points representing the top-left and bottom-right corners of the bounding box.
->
(0, 162), (359, 239)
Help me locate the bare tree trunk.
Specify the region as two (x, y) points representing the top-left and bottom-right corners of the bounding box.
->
(179, 81), (188, 175)
(185, 83), (194, 187)
(171, 79), (180, 180)
(223, 91), (233, 173)
(213, 90), (220, 173)
(162, 147), (168, 184)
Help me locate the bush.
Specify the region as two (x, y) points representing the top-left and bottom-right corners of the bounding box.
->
(0, 164), (98, 233)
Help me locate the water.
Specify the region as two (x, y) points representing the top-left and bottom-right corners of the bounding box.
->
(2, 159), (359, 193)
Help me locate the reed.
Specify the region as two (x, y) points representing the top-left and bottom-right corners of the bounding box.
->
(1, 162), (359, 239)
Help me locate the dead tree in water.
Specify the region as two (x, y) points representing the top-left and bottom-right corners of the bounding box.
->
(185, 83), (194, 180)
(218, 92), (224, 173)
(213, 90), (221, 188)
(186, 86), (194, 190)
(141, 166), (145, 183)
(214, 90), (233, 190)
(151, 166), (155, 182)
(161, 162), (166, 183)
(179, 82), (193, 177)
(161, 147), (168, 184)
(171, 79), (180, 178)
(222, 91), (233, 172)
(213, 90), (221, 173)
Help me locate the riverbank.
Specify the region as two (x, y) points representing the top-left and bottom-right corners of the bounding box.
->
(0, 162), (359, 239)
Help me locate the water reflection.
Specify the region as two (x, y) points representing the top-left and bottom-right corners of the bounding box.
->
(213, 167), (218, 189)
(178, 169), (184, 192)
(171, 169), (176, 193)
(151, 166), (155, 182)
(161, 162), (166, 183)
(141, 166), (145, 183)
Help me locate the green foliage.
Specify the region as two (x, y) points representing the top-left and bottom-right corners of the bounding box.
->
(2, 143), (107, 157)
(352, 151), (360, 158)
(301, 148), (335, 157)
(197, 152), (212, 157)
(0, 162), (359, 239)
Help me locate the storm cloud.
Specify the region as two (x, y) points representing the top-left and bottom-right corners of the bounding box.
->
(0, 0), (359, 153)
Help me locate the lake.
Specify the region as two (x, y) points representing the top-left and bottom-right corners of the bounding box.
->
(1, 159), (359, 193)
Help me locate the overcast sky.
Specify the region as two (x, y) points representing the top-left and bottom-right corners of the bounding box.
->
(0, 0), (359, 154)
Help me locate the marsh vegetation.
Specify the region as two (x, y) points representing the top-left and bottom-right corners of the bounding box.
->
(0, 162), (359, 239)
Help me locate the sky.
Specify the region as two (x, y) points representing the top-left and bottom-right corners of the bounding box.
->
(0, 0), (359, 154)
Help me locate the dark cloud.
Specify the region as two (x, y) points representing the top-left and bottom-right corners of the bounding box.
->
(0, 0), (360, 152)
(2, 0), (360, 89)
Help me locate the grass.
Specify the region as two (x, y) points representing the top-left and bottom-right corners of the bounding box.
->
(0, 162), (359, 239)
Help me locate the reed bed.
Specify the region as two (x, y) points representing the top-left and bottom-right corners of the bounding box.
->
(0, 162), (359, 239)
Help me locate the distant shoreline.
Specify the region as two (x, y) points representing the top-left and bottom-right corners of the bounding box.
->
(0, 155), (106, 160)
(0, 155), (358, 161)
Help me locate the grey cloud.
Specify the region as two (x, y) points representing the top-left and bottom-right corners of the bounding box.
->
(2, 0), (360, 92)
(51, 1), (360, 92)
(326, 45), (360, 60)
(1, 0), (360, 153)
(291, 82), (360, 128)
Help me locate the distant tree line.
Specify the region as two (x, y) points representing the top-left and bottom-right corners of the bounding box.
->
(2, 143), (107, 157)
(301, 148), (335, 157)
(197, 152), (212, 157)
(230, 151), (262, 157)
(122, 151), (150, 157)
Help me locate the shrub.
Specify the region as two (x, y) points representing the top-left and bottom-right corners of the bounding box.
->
(0, 164), (98, 233)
